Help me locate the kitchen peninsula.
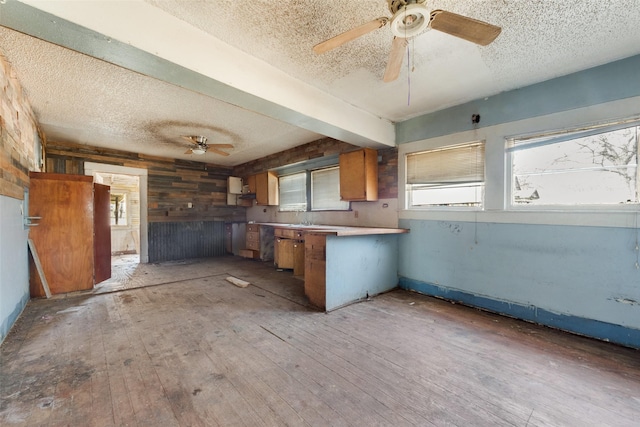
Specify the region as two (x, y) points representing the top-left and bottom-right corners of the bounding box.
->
(256, 223), (409, 311)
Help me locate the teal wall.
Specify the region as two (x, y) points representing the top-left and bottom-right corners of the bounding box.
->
(397, 54), (640, 144)
(397, 54), (640, 348)
(398, 219), (640, 348)
(0, 195), (30, 344)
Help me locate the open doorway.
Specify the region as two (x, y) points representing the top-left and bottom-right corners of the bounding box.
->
(96, 172), (141, 269)
(84, 162), (148, 265)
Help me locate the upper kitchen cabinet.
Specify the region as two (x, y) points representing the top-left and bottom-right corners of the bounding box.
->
(247, 174), (257, 194)
(339, 148), (378, 201)
(254, 171), (279, 206)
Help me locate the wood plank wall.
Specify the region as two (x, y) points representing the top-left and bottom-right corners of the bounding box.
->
(0, 52), (42, 199)
(45, 141), (245, 223)
(232, 137), (398, 199)
(45, 141), (246, 262)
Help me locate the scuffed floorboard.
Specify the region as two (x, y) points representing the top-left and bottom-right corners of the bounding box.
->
(1, 256), (639, 426)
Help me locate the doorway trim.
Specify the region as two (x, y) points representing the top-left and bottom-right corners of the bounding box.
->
(84, 162), (149, 263)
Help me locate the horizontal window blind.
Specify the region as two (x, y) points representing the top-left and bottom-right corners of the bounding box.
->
(407, 142), (485, 185)
(311, 167), (349, 211)
(279, 172), (307, 211)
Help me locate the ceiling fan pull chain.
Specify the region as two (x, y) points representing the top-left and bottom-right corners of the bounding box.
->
(407, 45), (411, 106)
(411, 37), (416, 72)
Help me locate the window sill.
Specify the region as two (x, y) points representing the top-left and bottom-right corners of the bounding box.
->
(399, 209), (640, 228)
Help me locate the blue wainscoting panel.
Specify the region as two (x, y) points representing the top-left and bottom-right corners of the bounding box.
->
(397, 218), (640, 348)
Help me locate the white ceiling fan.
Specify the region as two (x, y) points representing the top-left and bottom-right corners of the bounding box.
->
(313, 0), (502, 82)
(182, 135), (233, 156)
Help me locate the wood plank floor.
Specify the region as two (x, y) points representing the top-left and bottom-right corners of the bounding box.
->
(1, 256), (639, 426)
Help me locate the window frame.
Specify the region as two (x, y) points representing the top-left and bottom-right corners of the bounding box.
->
(277, 165), (350, 212)
(506, 120), (640, 211)
(277, 171), (308, 212)
(110, 192), (129, 226)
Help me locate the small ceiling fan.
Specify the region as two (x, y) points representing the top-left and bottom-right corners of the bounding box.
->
(182, 135), (233, 156)
(313, 0), (502, 82)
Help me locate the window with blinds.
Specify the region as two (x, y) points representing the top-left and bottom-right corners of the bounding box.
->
(278, 172), (307, 211)
(406, 141), (485, 208)
(311, 167), (350, 211)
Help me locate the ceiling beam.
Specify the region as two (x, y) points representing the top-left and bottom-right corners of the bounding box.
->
(5, 0), (395, 148)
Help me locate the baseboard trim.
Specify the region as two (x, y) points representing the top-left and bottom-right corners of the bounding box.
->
(398, 277), (640, 349)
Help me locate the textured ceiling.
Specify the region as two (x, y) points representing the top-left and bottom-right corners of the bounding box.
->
(1, 0), (640, 166)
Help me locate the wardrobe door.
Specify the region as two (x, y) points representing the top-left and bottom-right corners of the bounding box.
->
(93, 183), (111, 284)
(29, 172), (94, 296)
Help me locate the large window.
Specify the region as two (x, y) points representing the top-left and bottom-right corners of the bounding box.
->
(278, 167), (349, 212)
(509, 122), (639, 207)
(311, 167), (350, 211)
(278, 172), (307, 211)
(406, 142), (485, 208)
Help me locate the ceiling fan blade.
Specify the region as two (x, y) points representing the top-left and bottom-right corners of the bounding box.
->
(182, 135), (200, 145)
(429, 10), (501, 46)
(209, 148), (230, 157)
(313, 17), (388, 54)
(209, 144), (234, 149)
(383, 37), (408, 83)
(184, 149), (193, 154)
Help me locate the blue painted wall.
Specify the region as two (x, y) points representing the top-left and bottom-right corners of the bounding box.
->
(397, 54), (640, 144)
(396, 54), (640, 348)
(325, 234), (399, 311)
(0, 195), (30, 344)
(398, 219), (640, 347)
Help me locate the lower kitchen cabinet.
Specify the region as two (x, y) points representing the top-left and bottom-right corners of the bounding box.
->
(304, 231), (404, 311)
(293, 240), (305, 276)
(275, 237), (305, 275)
(244, 223), (274, 261)
(304, 233), (326, 309)
(225, 222), (246, 256)
(275, 238), (295, 269)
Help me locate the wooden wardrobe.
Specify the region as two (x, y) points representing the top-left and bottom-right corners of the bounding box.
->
(28, 172), (111, 296)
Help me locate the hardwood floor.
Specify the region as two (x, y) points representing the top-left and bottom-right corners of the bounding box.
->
(1, 256), (639, 426)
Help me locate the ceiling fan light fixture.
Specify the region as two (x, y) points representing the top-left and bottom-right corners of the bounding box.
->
(390, 3), (430, 38)
(191, 146), (206, 155)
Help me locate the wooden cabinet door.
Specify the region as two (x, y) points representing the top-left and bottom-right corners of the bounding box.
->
(93, 183), (111, 284)
(275, 238), (295, 269)
(339, 148), (378, 201)
(29, 173), (95, 296)
(247, 174), (257, 194)
(255, 171), (279, 206)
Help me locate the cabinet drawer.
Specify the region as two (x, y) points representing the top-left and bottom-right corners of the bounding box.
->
(247, 223), (260, 233)
(274, 228), (305, 239)
(246, 240), (260, 251)
(274, 228), (297, 239)
(246, 231), (259, 242)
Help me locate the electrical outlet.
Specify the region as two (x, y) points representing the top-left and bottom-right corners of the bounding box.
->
(354, 210), (359, 218)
